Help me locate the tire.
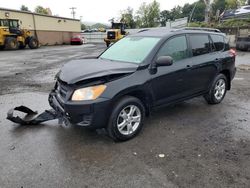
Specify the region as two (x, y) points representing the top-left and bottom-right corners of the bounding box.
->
(204, 74), (228, 105)
(107, 96), (146, 142)
(28, 37), (39, 49)
(0, 45), (5, 50)
(5, 37), (19, 50)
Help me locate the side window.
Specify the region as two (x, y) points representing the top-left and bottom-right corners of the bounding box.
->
(189, 34), (212, 56)
(211, 34), (225, 51)
(157, 35), (189, 62)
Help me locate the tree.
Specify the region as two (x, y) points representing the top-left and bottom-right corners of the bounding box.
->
(212, 0), (225, 15)
(225, 0), (238, 9)
(35, 6), (49, 15)
(20, 5), (30, 12)
(191, 0), (206, 22)
(148, 0), (161, 26)
(120, 7), (136, 28)
(182, 3), (195, 19)
(170, 6), (183, 20)
(160, 10), (171, 26)
(238, 0), (246, 5)
(81, 23), (86, 30)
(136, 0), (160, 28)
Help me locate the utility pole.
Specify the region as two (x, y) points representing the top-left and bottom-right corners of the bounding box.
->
(188, 2), (198, 25)
(69, 7), (77, 19)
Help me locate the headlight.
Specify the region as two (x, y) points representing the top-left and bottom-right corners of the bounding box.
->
(71, 85), (106, 101)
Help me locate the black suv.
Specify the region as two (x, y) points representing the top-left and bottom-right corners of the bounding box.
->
(49, 28), (236, 141)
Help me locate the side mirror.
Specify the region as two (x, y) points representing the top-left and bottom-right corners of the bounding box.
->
(155, 56), (173, 67)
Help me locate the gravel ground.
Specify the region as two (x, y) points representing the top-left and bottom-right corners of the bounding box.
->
(0, 45), (250, 188)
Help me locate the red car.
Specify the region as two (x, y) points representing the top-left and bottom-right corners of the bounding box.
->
(70, 35), (84, 45)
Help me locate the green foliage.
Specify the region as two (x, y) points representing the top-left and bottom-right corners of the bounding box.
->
(136, 0), (160, 28)
(160, 0), (205, 26)
(170, 6), (183, 20)
(35, 6), (49, 15)
(20, 5), (30, 12)
(120, 7), (136, 28)
(218, 18), (250, 27)
(188, 18), (250, 28)
(192, 0), (206, 22)
(212, 0), (226, 14)
(160, 10), (171, 26)
(188, 22), (211, 27)
(225, 0), (238, 9)
(238, 0), (246, 5)
(81, 24), (86, 30)
(182, 3), (195, 19)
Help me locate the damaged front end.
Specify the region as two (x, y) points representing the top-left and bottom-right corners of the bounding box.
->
(7, 72), (135, 127)
(6, 58), (138, 126)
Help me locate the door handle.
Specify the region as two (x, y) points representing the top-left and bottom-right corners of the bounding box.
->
(186, 65), (192, 69)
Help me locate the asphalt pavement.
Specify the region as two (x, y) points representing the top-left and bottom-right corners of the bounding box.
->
(0, 44), (250, 188)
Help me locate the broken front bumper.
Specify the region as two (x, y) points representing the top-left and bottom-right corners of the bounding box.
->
(48, 90), (111, 128)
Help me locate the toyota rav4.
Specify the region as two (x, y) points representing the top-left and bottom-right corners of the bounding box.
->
(49, 28), (236, 141)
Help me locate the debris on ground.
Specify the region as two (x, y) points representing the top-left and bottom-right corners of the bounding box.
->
(9, 145), (15, 151)
(158, 154), (165, 158)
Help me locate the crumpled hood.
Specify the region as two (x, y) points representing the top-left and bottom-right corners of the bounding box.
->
(58, 59), (139, 84)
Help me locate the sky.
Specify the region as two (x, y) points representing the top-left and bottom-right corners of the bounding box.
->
(1, 0), (197, 24)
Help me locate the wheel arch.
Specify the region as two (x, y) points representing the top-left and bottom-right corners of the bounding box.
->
(111, 88), (153, 117)
(220, 69), (231, 90)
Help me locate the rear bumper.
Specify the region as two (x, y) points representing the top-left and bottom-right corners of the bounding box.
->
(48, 91), (111, 128)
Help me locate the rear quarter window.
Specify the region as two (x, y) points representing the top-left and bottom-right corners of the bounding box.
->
(211, 34), (225, 51)
(189, 34), (212, 56)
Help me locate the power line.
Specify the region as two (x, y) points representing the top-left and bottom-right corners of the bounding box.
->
(69, 7), (77, 19)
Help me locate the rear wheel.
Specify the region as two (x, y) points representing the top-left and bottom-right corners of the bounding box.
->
(28, 37), (39, 49)
(0, 45), (5, 50)
(204, 74), (228, 104)
(5, 37), (19, 50)
(107, 96), (145, 142)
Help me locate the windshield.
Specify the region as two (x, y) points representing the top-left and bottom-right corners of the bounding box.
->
(100, 37), (160, 64)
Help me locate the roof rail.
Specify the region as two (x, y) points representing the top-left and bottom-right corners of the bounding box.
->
(137, 29), (150, 33)
(183, 27), (222, 33)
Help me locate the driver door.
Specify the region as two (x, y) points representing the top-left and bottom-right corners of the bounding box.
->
(150, 35), (193, 106)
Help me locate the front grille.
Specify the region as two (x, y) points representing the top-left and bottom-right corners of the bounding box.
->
(57, 81), (68, 99)
(107, 31), (116, 39)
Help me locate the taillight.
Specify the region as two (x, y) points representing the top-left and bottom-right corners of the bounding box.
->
(229, 48), (237, 57)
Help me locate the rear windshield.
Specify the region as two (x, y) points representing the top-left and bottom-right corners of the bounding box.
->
(100, 37), (160, 64)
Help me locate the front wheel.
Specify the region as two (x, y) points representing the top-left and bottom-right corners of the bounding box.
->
(28, 37), (39, 49)
(204, 74), (228, 104)
(107, 96), (145, 142)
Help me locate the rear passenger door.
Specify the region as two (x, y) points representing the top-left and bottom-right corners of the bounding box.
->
(187, 34), (219, 93)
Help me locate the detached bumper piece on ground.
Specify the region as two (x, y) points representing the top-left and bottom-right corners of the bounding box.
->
(7, 106), (62, 125)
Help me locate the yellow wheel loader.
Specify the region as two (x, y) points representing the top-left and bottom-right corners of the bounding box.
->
(0, 19), (39, 50)
(104, 22), (128, 47)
